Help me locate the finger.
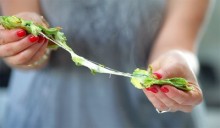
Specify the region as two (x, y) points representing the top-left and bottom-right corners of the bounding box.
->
(154, 85), (179, 108)
(162, 85), (202, 105)
(157, 64), (184, 79)
(16, 13), (49, 28)
(151, 56), (188, 79)
(162, 104), (193, 113)
(150, 60), (176, 79)
(27, 41), (48, 65)
(168, 103), (193, 113)
(154, 85), (193, 112)
(150, 59), (162, 72)
(37, 35), (46, 43)
(0, 34), (40, 57)
(40, 16), (49, 28)
(179, 105), (193, 113)
(4, 41), (43, 66)
(0, 29), (27, 45)
(143, 87), (169, 111)
(145, 86), (194, 112)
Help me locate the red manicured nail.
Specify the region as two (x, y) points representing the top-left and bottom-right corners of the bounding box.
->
(161, 87), (169, 93)
(38, 35), (45, 43)
(150, 87), (158, 93)
(146, 87), (158, 93)
(29, 35), (39, 43)
(16, 29), (26, 37)
(146, 88), (151, 91)
(153, 72), (162, 79)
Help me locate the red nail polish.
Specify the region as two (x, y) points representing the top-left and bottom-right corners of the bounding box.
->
(146, 87), (158, 93)
(16, 30), (26, 37)
(38, 35), (45, 43)
(161, 87), (169, 93)
(29, 35), (39, 43)
(146, 88), (151, 91)
(153, 72), (162, 79)
(151, 87), (158, 93)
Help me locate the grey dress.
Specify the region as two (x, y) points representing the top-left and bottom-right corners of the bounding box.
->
(3, 0), (205, 128)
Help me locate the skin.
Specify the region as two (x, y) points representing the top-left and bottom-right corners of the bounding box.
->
(0, 0), (209, 112)
(144, 0), (209, 112)
(0, 0), (48, 69)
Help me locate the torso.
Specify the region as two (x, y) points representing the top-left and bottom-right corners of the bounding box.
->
(4, 0), (198, 128)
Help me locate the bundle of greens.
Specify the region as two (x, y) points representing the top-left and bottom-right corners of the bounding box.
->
(0, 16), (193, 91)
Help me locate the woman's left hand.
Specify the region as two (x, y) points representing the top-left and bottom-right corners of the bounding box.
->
(143, 50), (203, 113)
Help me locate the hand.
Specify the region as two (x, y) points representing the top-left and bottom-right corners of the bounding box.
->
(0, 12), (49, 69)
(143, 50), (203, 113)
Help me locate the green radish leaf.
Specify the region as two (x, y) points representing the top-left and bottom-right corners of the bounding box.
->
(0, 16), (193, 91)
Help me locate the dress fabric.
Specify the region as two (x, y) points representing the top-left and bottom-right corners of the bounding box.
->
(3, 0), (204, 128)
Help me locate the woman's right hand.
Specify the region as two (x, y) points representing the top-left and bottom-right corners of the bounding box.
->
(0, 12), (49, 69)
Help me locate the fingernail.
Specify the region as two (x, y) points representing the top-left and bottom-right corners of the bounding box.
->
(161, 87), (169, 93)
(153, 72), (162, 79)
(151, 87), (158, 93)
(16, 29), (26, 37)
(29, 35), (39, 43)
(146, 87), (158, 93)
(145, 88), (151, 91)
(38, 35), (45, 43)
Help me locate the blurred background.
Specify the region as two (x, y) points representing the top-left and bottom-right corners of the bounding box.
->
(197, 0), (220, 127)
(0, 0), (220, 128)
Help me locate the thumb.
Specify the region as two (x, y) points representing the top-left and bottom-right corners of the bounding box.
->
(151, 62), (180, 79)
(16, 12), (49, 28)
